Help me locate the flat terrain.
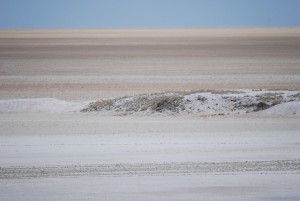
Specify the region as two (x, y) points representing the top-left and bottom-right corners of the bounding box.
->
(1, 114), (300, 200)
(0, 29), (300, 200)
(0, 29), (300, 100)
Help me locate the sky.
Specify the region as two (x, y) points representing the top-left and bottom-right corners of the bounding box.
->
(0, 0), (300, 29)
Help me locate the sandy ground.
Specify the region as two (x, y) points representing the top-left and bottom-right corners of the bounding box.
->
(1, 29), (300, 200)
(1, 29), (300, 100)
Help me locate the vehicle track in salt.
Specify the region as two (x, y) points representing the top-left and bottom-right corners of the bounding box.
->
(1, 160), (300, 179)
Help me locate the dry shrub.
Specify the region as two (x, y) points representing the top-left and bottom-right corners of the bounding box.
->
(81, 99), (114, 112)
(254, 102), (271, 111)
(209, 90), (244, 95)
(197, 95), (207, 102)
(255, 93), (284, 105)
(151, 95), (184, 112)
(288, 93), (300, 99)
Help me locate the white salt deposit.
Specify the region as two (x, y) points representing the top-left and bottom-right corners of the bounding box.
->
(0, 90), (299, 116)
(254, 101), (300, 116)
(82, 90), (300, 117)
(0, 98), (88, 113)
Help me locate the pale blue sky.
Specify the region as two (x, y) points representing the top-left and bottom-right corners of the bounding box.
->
(0, 0), (300, 28)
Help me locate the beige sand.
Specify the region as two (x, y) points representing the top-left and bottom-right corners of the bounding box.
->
(1, 29), (300, 100)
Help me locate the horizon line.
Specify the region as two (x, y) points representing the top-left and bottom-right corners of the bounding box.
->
(1, 26), (300, 31)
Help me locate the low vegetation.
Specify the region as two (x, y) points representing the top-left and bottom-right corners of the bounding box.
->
(81, 90), (300, 116)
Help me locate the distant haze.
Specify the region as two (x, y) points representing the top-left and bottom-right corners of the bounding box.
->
(0, 0), (300, 28)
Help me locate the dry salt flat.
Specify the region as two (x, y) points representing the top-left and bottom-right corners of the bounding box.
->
(1, 29), (300, 201)
(0, 90), (300, 201)
(1, 113), (300, 201)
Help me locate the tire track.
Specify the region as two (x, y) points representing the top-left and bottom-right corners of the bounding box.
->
(1, 160), (300, 179)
